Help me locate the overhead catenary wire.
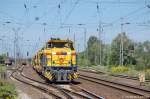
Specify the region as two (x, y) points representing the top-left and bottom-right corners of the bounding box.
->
(1, 0), (150, 58)
(109, 6), (147, 27)
(1, 1), (62, 57)
(20, 4), (58, 34)
(0, 11), (26, 26)
(81, 0), (148, 5)
(54, 0), (81, 34)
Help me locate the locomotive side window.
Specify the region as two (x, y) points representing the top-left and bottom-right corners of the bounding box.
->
(69, 43), (74, 50)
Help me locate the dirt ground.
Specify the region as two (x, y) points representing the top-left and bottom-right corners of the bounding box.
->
(22, 65), (144, 99)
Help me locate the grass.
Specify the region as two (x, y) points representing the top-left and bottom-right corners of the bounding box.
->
(0, 64), (17, 99)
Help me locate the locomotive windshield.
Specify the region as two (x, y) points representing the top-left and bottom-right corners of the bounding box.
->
(47, 42), (74, 50)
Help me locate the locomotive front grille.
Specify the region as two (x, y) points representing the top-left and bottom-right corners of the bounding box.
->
(44, 66), (77, 81)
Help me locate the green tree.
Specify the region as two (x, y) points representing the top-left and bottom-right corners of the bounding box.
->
(103, 44), (111, 66)
(78, 51), (91, 66)
(87, 36), (103, 65)
(109, 33), (136, 66)
(135, 41), (150, 70)
(0, 54), (7, 64)
(78, 36), (108, 66)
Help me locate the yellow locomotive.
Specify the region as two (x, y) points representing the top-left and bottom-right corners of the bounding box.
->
(32, 38), (79, 82)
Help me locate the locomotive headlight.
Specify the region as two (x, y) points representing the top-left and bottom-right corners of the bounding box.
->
(52, 52), (56, 55)
(67, 52), (71, 55)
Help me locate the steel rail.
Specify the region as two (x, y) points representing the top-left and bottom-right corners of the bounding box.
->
(79, 75), (150, 98)
(11, 72), (62, 99)
(20, 66), (103, 99)
(79, 69), (150, 82)
(21, 72), (99, 99)
(69, 83), (104, 99)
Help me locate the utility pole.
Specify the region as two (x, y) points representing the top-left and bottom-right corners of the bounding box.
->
(119, 35), (122, 66)
(26, 40), (30, 60)
(1, 38), (4, 53)
(83, 27), (87, 66)
(74, 32), (76, 46)
(84, 28), (87, 64)
(77, 43), (80, 53)
(98, 23), (102, 66)
(97, 1), (102, 66)
(60, 24), (72, 39)
(14, 31), (17, 67)
(77, 24), (88, 67)
(2, 21), (11, 57)
(78, 24), (88, 68)
(120, 18), (123, 66)
(120, 18), (130, 66)
(0, 38), (2, 54)
(43, 23), (47, 42)
(58, 4), (61, 24)
(84, 27), (88, 67)
(13, 28), (20, 67)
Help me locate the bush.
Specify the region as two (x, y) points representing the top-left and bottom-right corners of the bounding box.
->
(146, 69), (150, 80)
(126, 69), (139, 77)
(0, 66), (6, 72)
(0, 65), (17, 99)
(0, 80), (17, 99)
(78, 58), (91, 67)
(134, 64), (145, 71)
(111, 66), (129, 73)
(0, 54), (7, 64)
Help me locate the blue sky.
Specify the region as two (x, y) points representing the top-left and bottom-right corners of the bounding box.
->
(0, 0), (150, 57)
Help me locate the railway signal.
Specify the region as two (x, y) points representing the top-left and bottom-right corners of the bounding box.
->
(27, 51), (29, 56)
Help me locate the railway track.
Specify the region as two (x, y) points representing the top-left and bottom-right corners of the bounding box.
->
(80, 69), (150, 82)
(11, 73), (62, 99)
(79, 74), (150, 98)
(10, 65), (103, 99)
(69, 83), (104, 99)
(10, 67), (63, 99)
(21, 70), (103, 99)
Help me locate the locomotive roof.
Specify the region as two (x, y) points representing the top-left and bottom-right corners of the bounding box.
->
(47, 39), (73, 43)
